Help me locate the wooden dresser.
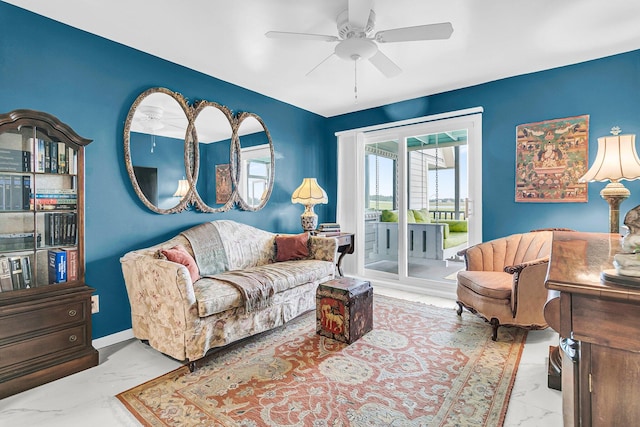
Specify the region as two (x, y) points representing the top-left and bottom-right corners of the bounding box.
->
(546, 231), (640, 426)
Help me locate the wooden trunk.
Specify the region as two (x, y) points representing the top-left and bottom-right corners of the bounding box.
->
(316, 278), (373, 344)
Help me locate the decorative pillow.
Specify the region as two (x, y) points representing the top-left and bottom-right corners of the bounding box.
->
(407, 209), (417, 224)
(275, 232), (310, 262)
(412, 209), (430, 223)
(380, 210), (399, 222)
(161, 244), (200, 282)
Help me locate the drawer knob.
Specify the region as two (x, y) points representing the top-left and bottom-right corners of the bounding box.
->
(68, 309), (77, 317)
(69, 334), (77, 342)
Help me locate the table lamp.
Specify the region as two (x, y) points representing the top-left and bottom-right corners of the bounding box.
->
(173, 179), (189, 197)
(291, 178), (328, 231)
(579, 127), (640, 233)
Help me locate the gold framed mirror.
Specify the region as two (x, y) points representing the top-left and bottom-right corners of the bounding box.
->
(124, 88), (274, 213)
(233, 112), (274, 212)
(189, 100), (236, 213)
(124, 87), (192, 214)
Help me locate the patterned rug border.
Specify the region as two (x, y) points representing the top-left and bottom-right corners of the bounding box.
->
(117, 294), (526, 427)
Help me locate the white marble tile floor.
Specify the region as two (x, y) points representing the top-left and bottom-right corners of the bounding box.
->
(0, 286), (563, 426)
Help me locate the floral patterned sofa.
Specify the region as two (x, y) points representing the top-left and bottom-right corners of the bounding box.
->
(120, 220), (337, 364)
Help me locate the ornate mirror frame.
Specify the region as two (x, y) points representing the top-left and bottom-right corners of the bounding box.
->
(124, 88), (275, 214)
(189, 100), (237, 213)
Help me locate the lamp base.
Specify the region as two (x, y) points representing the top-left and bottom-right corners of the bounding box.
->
(300, 204), (318, 232)
(601, 182), (630, 234)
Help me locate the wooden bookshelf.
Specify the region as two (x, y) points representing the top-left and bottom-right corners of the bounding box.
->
(0, 109), (98, 398)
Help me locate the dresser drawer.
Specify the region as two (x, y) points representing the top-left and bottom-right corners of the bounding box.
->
(0, 300), (87, 341)
(0, 324), (87, 370)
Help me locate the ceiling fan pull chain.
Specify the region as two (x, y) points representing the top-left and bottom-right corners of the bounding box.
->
(354, 60), (358, 103)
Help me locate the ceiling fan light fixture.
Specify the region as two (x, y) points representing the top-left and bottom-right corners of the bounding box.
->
(337, 9), (375, 38)
(335, 38), (377, 61)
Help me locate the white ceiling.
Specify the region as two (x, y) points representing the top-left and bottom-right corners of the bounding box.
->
(5, 0), (640, 117)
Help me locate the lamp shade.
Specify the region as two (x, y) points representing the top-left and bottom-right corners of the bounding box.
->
(580, 134), (640, 182)
(291, 178), (328, 205)
(173, 179), (190, 197)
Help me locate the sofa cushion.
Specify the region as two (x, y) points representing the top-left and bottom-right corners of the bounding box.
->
(457, 271), (512, 300)
(412, 209), (430, 223)
(444, 232), (468, 249)
(193, 259), (335, 317)
(275, 232), (310, 262)
(443, 220), (468, 232)
(381, 210), (398, 222)
(161, 245), (200, 282)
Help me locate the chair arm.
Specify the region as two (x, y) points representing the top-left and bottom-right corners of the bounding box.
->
(503, 256), (549, 274)
(120, 251), (198, 359)
(506, 257), (550, 319)
(309, 236), (339, 263)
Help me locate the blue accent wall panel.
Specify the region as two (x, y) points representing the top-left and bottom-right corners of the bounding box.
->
(0, 3), (334, 339)
(327, 49), (640, 241)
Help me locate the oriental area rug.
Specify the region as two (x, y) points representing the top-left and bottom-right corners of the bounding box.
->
(117, 295), (526, 427)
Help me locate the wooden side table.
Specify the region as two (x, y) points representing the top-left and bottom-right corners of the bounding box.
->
(546, 231), (640, 426)
(313, 232), (354, 276)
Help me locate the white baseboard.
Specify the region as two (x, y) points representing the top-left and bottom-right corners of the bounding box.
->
(92, 329), (134, 349)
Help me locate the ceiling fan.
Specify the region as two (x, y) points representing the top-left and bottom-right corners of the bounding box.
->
(265, 0), (453, 79)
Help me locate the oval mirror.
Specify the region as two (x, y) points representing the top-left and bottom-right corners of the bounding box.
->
(233, 112), (274, 211)
(189, 101), (236, 212)
(124, 88), (191, 214)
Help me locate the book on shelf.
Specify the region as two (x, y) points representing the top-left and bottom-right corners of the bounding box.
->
(50, 141), (58, 174)
(0, 256), (12, 292)
(57, 142), (67, 174)
(20, 256), (32, 288)
(8, 256), (25, 290)
(31, 189), (77, 211)
(64, 248), (78, 282)
(44, 212), (76, 246)
(48, 249), (67, 284)
(0, 232), (42, 251)
(0, 148), (31, 172)
(0, 174), (31, 211)
(44, 141), (51, 173)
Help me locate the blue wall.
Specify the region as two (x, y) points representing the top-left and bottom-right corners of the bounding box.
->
(3, 2), (640, 340)
(0, 3), (334, 339)
(327, 49), (640, 241)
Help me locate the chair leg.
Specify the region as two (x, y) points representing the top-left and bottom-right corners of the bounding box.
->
(490, 318), (500, 341)
(456, 301), (463, 316)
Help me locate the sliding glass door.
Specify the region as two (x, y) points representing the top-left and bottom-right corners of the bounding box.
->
(359, 113), (482, 294)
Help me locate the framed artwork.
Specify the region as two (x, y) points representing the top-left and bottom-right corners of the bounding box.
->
(515, 115), (589, 203)
(215, 164), (232, 204)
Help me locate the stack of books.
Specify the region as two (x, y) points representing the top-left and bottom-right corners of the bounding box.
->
(0, 255), (32, 291)
(48, 247), (78, 284)
(30, 188), (77, 211)
(316, 223), (341, 236)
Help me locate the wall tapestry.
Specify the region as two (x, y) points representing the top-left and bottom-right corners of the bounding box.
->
(215, 164), (232, 203)
(515, 115), (589, 202)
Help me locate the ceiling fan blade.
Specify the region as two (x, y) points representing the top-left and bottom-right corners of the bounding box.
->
(306, 52), (337, 76)
(375, 22), (454, 43)
(369, 50), (402, 78)
(348, 0), (373, 30)
(265, 31), (339, 42)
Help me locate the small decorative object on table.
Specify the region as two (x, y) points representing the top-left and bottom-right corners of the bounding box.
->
(316, 277), (373, 344)
(604, 205), (640, 285)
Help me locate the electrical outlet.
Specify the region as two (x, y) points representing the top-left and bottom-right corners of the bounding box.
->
(91, 295), (99, 314)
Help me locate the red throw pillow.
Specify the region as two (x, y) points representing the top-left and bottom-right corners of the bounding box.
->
(161, 244), (200, 282)
(275, 232), (310, 262)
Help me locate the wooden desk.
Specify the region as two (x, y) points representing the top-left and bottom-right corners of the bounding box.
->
(546, 231), (640, 427)
(314, 232), (354, 276)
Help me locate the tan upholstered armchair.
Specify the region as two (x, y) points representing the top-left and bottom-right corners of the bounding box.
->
(455, 230), (555, 340)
